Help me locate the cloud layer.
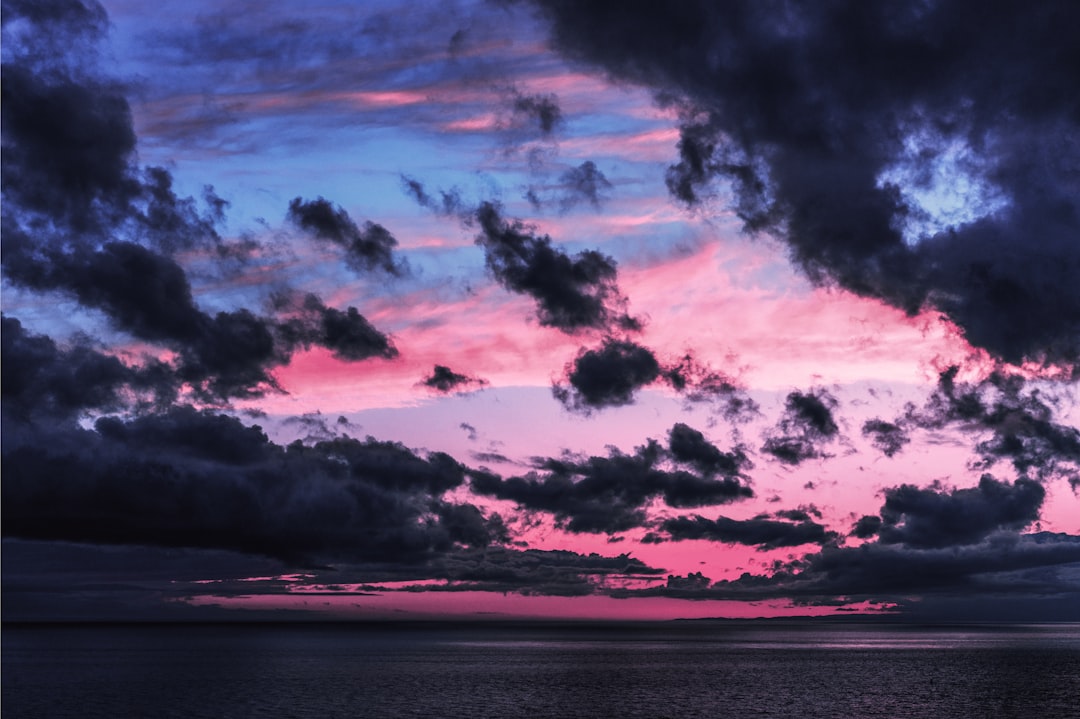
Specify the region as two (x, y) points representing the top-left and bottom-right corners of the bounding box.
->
(2, 0), (1077, 622)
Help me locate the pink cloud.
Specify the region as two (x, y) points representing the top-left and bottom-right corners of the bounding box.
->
(617, 238), (984, 390)
(442, 113), (502, 133)
(252, 284), (588, 414)
(236, 229), (985, 419)
(335, 90), (430, 108)
(559, 127), (682, 164)
(179, 589), (865, 620)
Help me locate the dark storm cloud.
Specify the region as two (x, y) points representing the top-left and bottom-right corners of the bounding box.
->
(923, 369), (1080, 485)
(869, 368), (1080, 485)
(2, 1), (400, 401)
(471, 426), (752, 534)
(475, 201), (640, 334)
(661, 351), (761, 421)
(873, 475), (1045, 550)
(625, 532), (1080, 614)
(799, 533), (1080, 601)
(861, 418), (911, 458)
(1, 0), (228, 253)
(287, 196), (408, 277)
(470, 451), (515, 466)
(420, 365), (489, 394)
(136, 168), (230, 256)
(4, 238), (201, 342)
(1, 539), (669, 619)
(760, 434), (824, 465)
(436, 503), (510, 548)
(621, 476), (1075, 609)
(2, 239), (283, 399)
(175, 310), (290, 399)
(374, 546), (665, 597)
(659, 513), (838, 550)
(271, 546), (664, 596)
(1, 0), (134, 232)
(274, 292), (398, 362)
(0, 539), (307, 622)
(4, 242), (394, 400)
(552, 341), (761, 414)
(527, 0), (1080, 368)
(633, 475), (1052, 604)
(0, 62), (137, 233)
(400, 188), (649, 337)
(781, 389), (840, 437)
(552, 338), (660, 411)
(1, 0), (105, 27)
(851, 515), (883, 539)
(663, 571), (711, 592)
(1, 405), (509, 565)
(6, 13), (446, 543)
(774, 505), (823, 522)
(401, 185), (646, 340)
(5, 181), (392, 398)
(761, 389), (841, 464)
(1, 315), (175, 420)
(667, 422), (750, 476)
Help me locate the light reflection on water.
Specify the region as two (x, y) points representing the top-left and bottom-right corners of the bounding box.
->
(4, 623), (1080, 719)
(449, 623), (1080, 651)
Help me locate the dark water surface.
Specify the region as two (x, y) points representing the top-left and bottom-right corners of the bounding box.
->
(4, 622), (1079, 718)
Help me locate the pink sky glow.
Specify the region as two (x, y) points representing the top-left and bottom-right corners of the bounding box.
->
(2, 0), (1078, 624)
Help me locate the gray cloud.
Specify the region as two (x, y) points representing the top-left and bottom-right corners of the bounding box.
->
(552, 338), (661, 411)
(2, 405), (505, 565)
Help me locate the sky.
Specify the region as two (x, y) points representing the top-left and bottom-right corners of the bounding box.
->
(3, 0), (1080, 623)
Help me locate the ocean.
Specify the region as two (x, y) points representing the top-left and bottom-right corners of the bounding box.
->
(4, 622), (1079, 718)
